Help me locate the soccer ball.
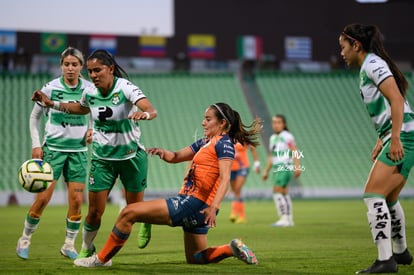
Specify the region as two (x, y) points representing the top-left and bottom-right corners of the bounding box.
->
(18, 159), (54, 193)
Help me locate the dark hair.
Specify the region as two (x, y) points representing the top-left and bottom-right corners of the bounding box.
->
(60, 47), (84, 65)
(274, 114), (289, 131)
(87, 49), (129, 79)
(210, 102), (262, 147)
(342, 23), (408, 97)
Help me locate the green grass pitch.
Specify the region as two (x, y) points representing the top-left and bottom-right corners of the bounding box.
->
(1, 199), (413, 274)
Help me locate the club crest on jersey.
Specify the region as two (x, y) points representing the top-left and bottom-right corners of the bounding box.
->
(112, 93), (120, 105)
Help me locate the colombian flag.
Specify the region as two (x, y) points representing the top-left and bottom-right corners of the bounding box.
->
(139, 36), (166, 57)
(187, 34), (216, 59)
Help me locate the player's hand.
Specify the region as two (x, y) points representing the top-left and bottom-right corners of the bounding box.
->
(200, 206), (218, 228)
(389, 137), (404, 162)
(32, 147), (43, 159)
(32, 90), (53, 107)
(86, 129), (93, 144)
(371, 140), (383, 161)
(262, 173), (268, 181)
(146, 148), (165, 159)
(253, 161), (261, 174)
(128, 111), (150, 122)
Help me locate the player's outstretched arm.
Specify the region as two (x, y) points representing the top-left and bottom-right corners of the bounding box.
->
(32, 90), (89, 114)
(147, 146), (194, 163)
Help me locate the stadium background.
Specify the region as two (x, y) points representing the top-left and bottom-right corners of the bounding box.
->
(1, 0), (413, 205)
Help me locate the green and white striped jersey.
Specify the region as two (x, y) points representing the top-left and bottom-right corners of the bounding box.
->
(269, 130), (295, 166)
(360, 53), (414, 141)
(80, 77), (146, 160)
(37, 76), (91, 152)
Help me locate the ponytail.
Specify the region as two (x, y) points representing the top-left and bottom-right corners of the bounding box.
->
(210, 102), (262, 147)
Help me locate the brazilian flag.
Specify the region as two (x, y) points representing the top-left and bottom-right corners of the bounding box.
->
(41, 33), (67, 54)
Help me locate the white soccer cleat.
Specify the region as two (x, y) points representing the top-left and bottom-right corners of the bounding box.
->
(271, 215), (293, 227)
(271, 220), (292, 227)
(16, 237), (30, 260)
(60, 243), (78, 260)
(74, 254), (112, 268)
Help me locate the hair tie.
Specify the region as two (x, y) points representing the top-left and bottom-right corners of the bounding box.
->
(342, 32), (361, 45)
(213, 104), (230, 124)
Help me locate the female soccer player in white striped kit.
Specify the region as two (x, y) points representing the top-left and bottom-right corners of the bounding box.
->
(32, 49), (157, 259)
(340, 23), (413, 274)
(16, 47), (92, 260)
(262, 114), (301, 227)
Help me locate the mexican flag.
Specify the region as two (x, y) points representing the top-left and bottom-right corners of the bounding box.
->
(237, 36), (263, 60)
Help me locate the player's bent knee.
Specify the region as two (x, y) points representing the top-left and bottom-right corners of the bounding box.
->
(119, 205), (138, 224)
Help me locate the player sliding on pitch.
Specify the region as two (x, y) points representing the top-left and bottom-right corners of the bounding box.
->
(72, 102), (261, 267)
